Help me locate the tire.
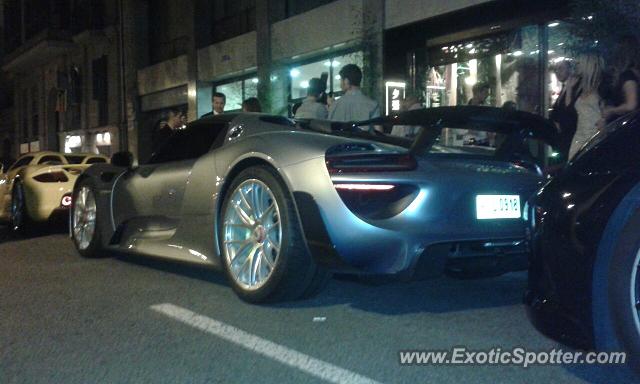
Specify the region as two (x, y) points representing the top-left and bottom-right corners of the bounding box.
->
(594, 208), (640, 376)
(71, 178), (104, 258)
(10, 180), (33, 235)
(219, 166), (321, 303)
(300, 267), (332, 299)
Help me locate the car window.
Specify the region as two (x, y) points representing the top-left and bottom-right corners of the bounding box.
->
(85, 157), (107, 164)
(9, 156), (34, 170)
(38, 155), (64, 165)
(149, 122), (228, 164)
(65, 155), (85, 164)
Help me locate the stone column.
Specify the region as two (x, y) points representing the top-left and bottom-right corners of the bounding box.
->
(255, 0), (286, 114)
(119, 0), (149, 157)
(362, 0), (385, 106)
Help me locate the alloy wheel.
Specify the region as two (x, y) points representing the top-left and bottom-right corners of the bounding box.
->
(73, 186), (97, 250)
(222, 179), (282, 290)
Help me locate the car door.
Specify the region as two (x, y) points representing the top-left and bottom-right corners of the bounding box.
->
(112, 124), (222, 227)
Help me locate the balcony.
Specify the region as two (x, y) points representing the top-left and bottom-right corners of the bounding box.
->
(2, 29), (76, 72)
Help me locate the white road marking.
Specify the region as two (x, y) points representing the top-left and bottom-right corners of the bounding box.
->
(151, 303), (383, 384)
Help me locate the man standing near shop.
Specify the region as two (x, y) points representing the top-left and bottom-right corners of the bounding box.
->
(295, 78), (328, 119)
(328, 64), (380, 130)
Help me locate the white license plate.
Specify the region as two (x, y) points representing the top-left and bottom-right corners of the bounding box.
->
(476, 195), (521, 220)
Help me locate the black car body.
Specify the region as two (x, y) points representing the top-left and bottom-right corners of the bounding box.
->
(525, 110), (640, 372)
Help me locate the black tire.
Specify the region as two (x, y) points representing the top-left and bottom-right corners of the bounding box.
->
(593, 208), (640, 375)
(300, 267), (332, 299)
(10, 180), (33, 235)
(219, 166), (320, 303)
(71, 178), (105, 258)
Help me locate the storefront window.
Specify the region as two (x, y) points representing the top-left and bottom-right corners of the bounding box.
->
(215, 76), (259, 112)
(216, 80), (243, 111)
(426, 26), (541, 146)
(427, 26), (541, 111)
(289, 51), (364, 101)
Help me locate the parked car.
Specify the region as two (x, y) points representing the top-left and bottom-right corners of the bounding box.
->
(525, 110), (640, 373)
(70, 107), (557, 303)
(0, 151), (108, 232)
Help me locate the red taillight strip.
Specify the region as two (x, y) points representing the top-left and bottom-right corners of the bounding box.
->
(333, 183), (395, 191)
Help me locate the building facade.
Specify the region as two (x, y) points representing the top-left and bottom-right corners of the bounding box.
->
(1, 0), (572, 161)
(0, 0), (128, 157)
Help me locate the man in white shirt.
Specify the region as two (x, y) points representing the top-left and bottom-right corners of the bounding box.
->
(390, 94), (423, 138)
(328, 64), (380, 129)
(295, 78), (328, 120)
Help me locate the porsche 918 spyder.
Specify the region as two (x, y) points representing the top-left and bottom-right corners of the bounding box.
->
(70, 106), (558, 302)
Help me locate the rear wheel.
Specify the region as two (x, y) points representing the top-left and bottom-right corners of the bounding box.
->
(72, 179), (104, 258)
(10, 180), (32, 234)
(219, 166), (323, 303)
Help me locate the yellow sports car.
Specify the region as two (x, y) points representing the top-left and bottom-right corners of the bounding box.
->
(0, 151), (108, 232)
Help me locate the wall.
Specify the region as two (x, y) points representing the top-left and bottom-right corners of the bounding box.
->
(385, 0), (495, 29)
(197, 32), (257, 81)
(137, 55), (189, 96)
(270, 0), (363, 62)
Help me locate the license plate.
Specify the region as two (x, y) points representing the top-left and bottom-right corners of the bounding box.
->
(476, 195), (521, 220)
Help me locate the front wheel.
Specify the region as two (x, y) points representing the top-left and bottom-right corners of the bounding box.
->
(594, 209), (640, 376)
(219, 166), (325, 303)
(71, 179), (104, 258)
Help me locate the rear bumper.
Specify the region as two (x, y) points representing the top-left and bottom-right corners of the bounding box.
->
(24, 181), (73, 222)
(285, 157), (535, 275)
(294, 190), (528, 276)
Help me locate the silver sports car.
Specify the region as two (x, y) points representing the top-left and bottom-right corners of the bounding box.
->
(70, 106), (557, 302)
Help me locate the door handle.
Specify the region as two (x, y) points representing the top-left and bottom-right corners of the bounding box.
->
(228, 125), (244, 139)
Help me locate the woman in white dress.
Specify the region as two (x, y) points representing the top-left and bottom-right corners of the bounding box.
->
(566, 54), (605, 159)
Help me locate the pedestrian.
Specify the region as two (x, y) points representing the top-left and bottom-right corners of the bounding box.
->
(294, 78), (328, 119)
(466, 82), (491, 144)
(568, 53), (605, 159)
(328, 64), (380, 129)
(202, 92), (226, 117)
(468, 82), (490, 106)
(390, 94), (423, 138)
(549, 59), (580, 158)
(241, 97), (262, 113)
(152, 108), (182, 153)
(601, 35), (640, 125)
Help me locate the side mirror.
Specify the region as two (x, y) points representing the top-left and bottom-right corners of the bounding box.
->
(111, 151), (134, 169)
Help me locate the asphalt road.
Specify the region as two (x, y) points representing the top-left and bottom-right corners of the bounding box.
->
(0, 226), (636, 384)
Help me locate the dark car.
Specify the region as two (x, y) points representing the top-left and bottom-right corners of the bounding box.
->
(525, 110), (640, 373)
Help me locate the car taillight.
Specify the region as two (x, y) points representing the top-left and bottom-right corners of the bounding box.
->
(33, 172), (69, 183)
(325, 153), (417, 174)
(61, 194), (72, 207)
(333, 183), (395, 191)
(333, 183), (419, 219)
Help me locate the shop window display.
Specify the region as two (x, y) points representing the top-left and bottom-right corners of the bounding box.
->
(426, 26), (541, 146)
(289, 51), (364, 102)
(216, 80), (243, 111)
(214, 76), (259, 112)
